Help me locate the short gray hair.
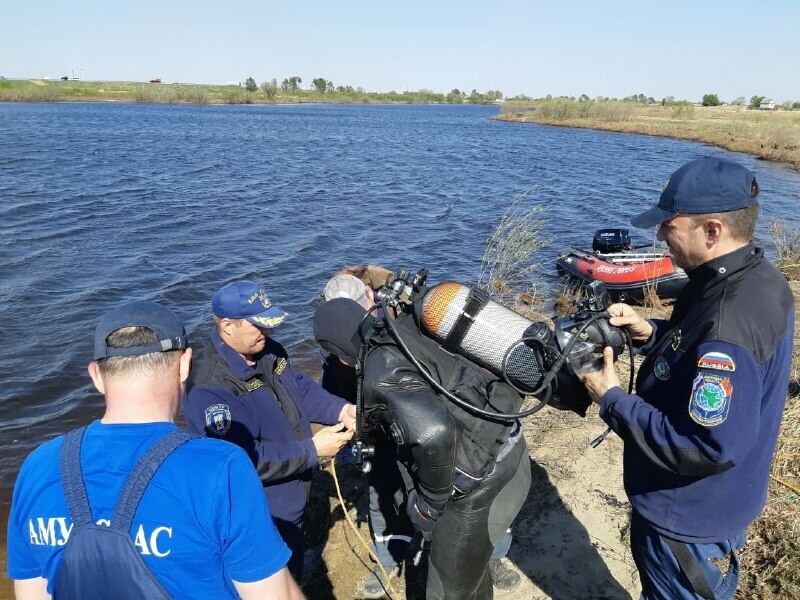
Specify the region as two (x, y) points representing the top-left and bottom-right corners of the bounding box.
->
(97, 326), (180, 381)
(688, 204), (760, 242)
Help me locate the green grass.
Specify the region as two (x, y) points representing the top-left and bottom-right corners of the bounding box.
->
(0, 78), (498, 106)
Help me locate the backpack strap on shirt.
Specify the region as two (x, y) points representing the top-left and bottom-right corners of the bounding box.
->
(60, 426), (93, 526)
(112, 429), (197, 533)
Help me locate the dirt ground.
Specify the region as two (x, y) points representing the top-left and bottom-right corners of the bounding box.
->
(301, 405), (640, 600)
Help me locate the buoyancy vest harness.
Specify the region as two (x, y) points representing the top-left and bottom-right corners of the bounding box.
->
(365, 312), (524, 495)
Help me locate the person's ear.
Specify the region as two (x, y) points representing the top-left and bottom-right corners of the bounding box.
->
(88, 362), (105, 394)
(706, 219), (723, 243)
(179, 347), (192, 383)
(219, 318), (235, 336)
(365, 286), (376, 308)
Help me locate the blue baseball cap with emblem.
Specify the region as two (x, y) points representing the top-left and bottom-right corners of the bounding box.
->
(212, 280), (289, 328)
(94, 301), (189, 360)
(631, 158), (758, 229)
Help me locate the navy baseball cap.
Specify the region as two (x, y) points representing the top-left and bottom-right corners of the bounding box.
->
(94, 301), (188, 360)
(631, 158), (758, 228)
(212, 280), (288, 328)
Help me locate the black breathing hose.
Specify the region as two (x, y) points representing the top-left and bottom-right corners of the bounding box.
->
(376, 298), (521, 422)
(499, 311), (618, 397)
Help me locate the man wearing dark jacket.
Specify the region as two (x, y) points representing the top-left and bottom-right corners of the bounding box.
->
(184, 280), (355, 580)
(314, 298), (531, 600)
(584, 158), (795, 600)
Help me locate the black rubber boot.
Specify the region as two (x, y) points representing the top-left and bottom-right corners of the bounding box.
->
(362, 566), (397, 599)
(489, 559), (521, 591)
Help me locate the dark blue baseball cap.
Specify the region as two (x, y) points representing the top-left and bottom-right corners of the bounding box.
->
(212, 280), (288, 328)
(94, 301), (188, 360)
(631, 158), (758, 228)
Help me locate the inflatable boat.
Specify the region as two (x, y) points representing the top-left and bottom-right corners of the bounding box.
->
(556, 229), (688, 303)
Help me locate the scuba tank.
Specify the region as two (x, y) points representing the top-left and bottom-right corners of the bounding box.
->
(418, 282), (552, 394)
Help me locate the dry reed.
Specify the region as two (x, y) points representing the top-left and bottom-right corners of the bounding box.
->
(477, 190), (551, 318)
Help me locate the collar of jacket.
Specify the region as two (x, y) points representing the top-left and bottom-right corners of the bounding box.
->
(210, 328), (259, 380)
(686, 242), (762, 298)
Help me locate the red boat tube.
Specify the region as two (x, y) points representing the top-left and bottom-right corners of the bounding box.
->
(556, 248), (688, 303)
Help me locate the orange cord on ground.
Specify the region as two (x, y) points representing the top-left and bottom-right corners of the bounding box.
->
(329, 457), (397, 598)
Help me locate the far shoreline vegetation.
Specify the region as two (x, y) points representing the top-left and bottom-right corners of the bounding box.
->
(496, 96), (800, 172)
(0, 76), (504, 106)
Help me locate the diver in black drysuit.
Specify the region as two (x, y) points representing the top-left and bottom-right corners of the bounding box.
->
(314, 298), (532, 600)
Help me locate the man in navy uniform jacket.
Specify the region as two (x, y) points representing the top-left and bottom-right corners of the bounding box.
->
(184, 280), (355, 581)
(584, 158), (795, 600)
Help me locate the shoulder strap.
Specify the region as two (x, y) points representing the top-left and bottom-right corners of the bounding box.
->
(59, 426), (93, 526)
(443, 287), (489, 354)
(663, 537), (716, 600)
(111, 429), (196, 533)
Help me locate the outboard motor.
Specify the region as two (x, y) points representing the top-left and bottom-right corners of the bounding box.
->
(592, 228), (633, 253)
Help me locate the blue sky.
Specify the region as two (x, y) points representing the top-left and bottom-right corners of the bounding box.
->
(3, 0), (798, 102)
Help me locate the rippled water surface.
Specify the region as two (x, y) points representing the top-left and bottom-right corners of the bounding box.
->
(2, 102), (800, 504)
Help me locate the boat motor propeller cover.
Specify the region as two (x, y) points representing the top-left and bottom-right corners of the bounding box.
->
(592, 229), (633, 253)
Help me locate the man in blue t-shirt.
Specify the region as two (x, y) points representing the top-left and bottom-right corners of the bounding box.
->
(7, 301), (304, 600)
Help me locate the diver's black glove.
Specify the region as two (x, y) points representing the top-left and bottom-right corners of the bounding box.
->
(549, 371), (593, 417)
(406, 489), (440, 542)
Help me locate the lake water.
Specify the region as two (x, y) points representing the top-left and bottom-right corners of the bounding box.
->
(2, 102), (800, 507)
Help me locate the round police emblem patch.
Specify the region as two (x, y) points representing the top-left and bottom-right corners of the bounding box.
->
(205, 403), (232, 436)
(689, 373), (732, 427)
(654, 355), (670, 380)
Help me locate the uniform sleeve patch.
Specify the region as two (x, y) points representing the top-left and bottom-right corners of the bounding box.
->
(204, 403), (232, 436)
(274, 357), (287, 376)
(689, 373), (732, 427)
(697, 352), (735, 372)
(654, 355), (670, 380)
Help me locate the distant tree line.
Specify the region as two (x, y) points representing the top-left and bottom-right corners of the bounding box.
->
(530, 91), (800, 111)
(223, 77), (800, 110)
(233, 74), (504, 104)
